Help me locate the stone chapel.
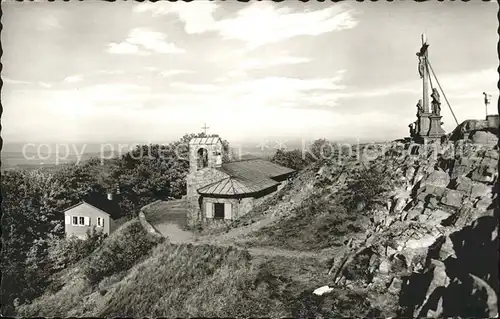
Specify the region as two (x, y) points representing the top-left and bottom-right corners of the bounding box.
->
(185, 136), (295, 227)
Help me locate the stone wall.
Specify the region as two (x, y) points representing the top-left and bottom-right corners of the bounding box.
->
(186, 167), (229, 228)
(201, 197), (240, 226)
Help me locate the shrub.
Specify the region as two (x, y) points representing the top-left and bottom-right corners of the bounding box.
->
(344, 166), (393, 212)
(271, 148), (308, 171)
(48, 231), (107, 272)
(83, 220), (163, 285)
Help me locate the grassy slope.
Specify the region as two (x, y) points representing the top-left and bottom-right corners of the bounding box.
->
(240, 159), (379, 251)
(17, 218), (374, 318)
(17, 219), (163, 317)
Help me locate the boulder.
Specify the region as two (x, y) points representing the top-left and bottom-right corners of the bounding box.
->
(440, 189), (463, 208)
(405, 207), (424, 221)
(425, 185), (447, 198)
(313, 285), (334, 296)
(388, 277), (403, 294)
(425, 209), (452, 226)
(373, 210), (387, 225)
(405, 166), (416, 183)
(425, 235), (457, 261)
(424, 169), (450, 188)
(471, 131), (498, 144)
(417, 214), (428, 223)
(449, 119), (494, 141)
(484, 149), (499, 160)
(454, 176), (473, 195)
(471, 164), (497, 183)
(379, 259), (391, 274)
(470, 182), (492, 199)
(386, 246), (397, 257)
(474, 196), (493, 210)
(404, 234), (441, 250)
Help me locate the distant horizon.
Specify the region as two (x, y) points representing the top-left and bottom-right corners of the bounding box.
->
(2, 1), (497, 143)
(2, 135), (395, 148)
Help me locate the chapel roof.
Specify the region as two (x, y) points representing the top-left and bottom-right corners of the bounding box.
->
(197, 176), (279, 196)
(197, 158), (295, 197)
(219, 158), (295, 179)
(189, 136), (222, 145)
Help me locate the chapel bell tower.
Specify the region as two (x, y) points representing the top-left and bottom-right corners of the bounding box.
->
(188, 136), (223, 174)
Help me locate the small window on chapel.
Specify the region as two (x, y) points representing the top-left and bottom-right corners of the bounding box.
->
(197, 148), (208, 170)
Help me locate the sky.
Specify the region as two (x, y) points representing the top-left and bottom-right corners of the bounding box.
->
(2, 1), (498, 145)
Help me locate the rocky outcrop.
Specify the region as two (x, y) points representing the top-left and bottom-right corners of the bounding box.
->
(329, 136), (498, 317)
(449, 119), (498, 144)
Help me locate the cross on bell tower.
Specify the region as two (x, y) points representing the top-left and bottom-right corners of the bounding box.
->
(201, 122), (210, 135)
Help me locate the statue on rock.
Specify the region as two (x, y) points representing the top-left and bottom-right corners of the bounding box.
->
(416, 99), (424, 115)
(431, 88), (441, 116)
(409, 122), (415, 137)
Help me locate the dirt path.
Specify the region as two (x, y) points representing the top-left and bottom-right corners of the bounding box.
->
(143, 193), (331, 261)
(154, 223), (195, 244)
(147, 216), (330, 260)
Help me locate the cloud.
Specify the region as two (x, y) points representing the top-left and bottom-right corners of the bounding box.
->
(37, 15), (62, 31)
(107, 42), (147, 55)
(2, 77), (52, 88)
(169, 82), (219, 93)
(96, 69), (126, 75)
(160, 69), (195, 77)
(38, 82), (53, 88)
(239, 55), (312, 70)
(2, 76), (31, 85)
(216, 52), (313, 80)
(344, 67), (498, 99)
(216, 3), (357, 49)
(134, 2), (218, 34)
(165, 70), (346, 111)
(225, 76), (346, 109)
(107, 28), (185, 55)
(134, 2), (357, 49)
(63, 75), (83, 83)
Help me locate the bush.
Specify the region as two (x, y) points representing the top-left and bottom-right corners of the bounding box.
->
(344, 166), (393, 212)
(48, 231), (107, 272)
(271, 148), (308, 171)
(83, 220), (163, 285)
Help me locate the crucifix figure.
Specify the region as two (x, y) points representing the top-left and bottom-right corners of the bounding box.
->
(201, 122), (210, 135)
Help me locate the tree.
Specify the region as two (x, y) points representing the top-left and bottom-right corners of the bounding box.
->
(271, 149), (308, 171)
(305, 138), (335, 163)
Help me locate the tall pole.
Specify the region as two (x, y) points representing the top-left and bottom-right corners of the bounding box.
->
(421, 34), (430, 113)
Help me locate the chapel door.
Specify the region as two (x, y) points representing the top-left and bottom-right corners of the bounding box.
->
(214, 203), (225, 220)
